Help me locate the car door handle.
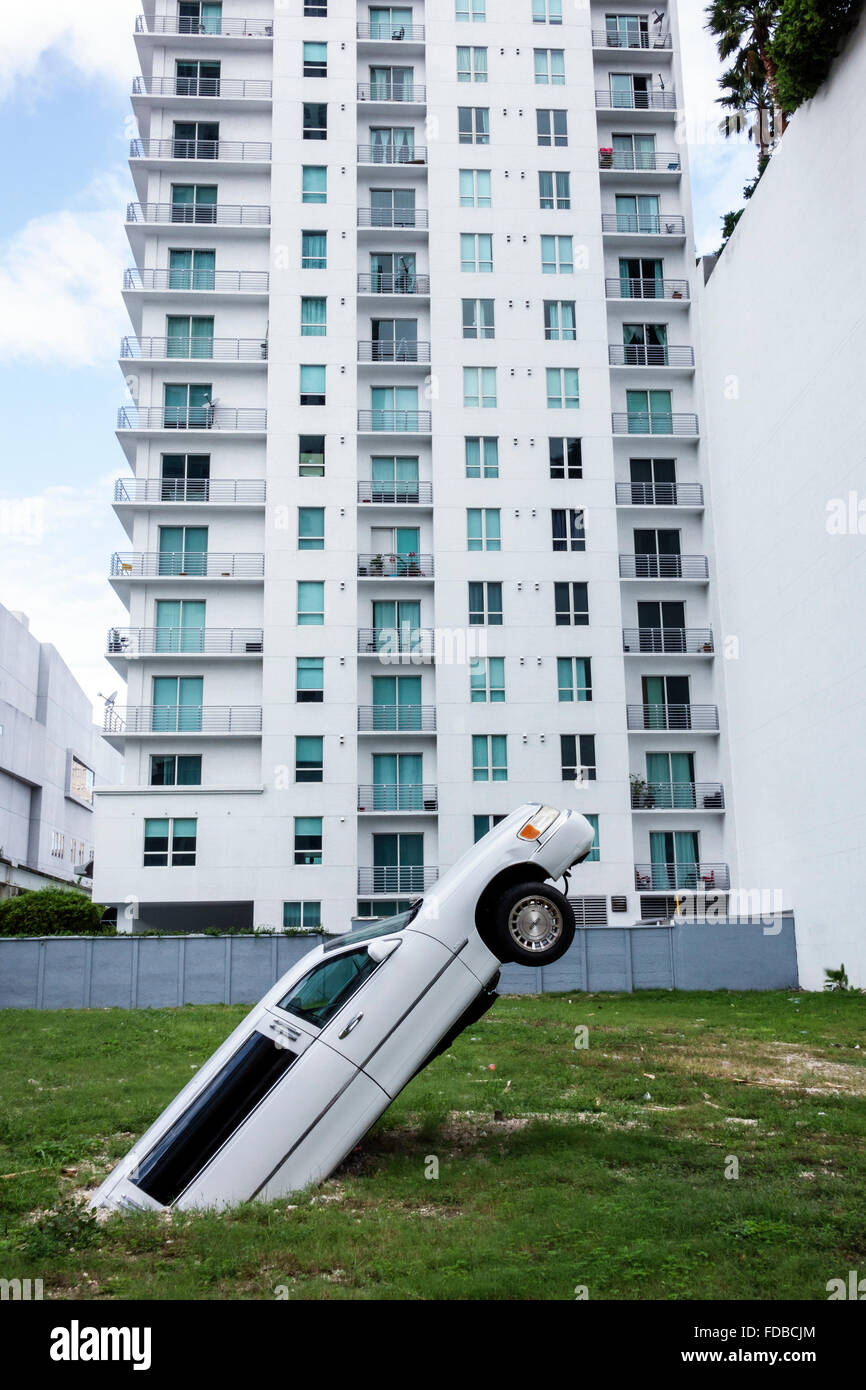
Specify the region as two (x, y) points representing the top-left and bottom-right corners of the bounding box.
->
(339, 1013), (364, 1039)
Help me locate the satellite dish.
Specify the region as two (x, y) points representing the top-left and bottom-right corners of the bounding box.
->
(98, 690), (118, 708)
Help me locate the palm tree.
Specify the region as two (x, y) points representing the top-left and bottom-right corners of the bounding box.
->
(705, 1), (788, 134)
(717, 60), (775, 159)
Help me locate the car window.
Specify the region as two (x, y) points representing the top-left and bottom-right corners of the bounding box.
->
(322, 911), (409, 953)
(276, 948), (380, 1029)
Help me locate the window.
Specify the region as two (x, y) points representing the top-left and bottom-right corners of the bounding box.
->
(457, 46), (488, 81)
(283, 901), (322, 930)
(301, 231), (327, 269)
(150, 754), (202, 786)
(461, 233), (493, 273)
(532, 0), (562, 21)
(557, 657), (592, 703)
(537, 108), (567, 146)
(302, 166), (327, 204)
(538, 170), (570, 210)
(546, 367), (580, 409)
(294, 816), (323, 865)
(541, 234), (573, 274)
(456, 0), (486, 19)
(470, 656), (505, 702)
(462, 298), (495, 338)
(299, 506), (325, 549)
(458, 107), (490, 144)
(561, 734), (596, 783)
(544, 300), (576, 340)
(278, 947), (378, 1027)
(170, 184), (217, 224)
(50, 831), (65, 859)
(465, 436), (499, 478)
(464, 366), (497, 407)
(584, 814), (600, 862)
(301, 297), (327, 336)
(303, 42), (327, 77)
(299, 434), (325, 477)
(552, 508), (585, 551)
(297, 656), (324, 703)
(296, 735), (324, 783)
(474, 813), (507, 841)
(549, 436), (582, 478)
(554, 581), (589, 626)
(459, 168), (491, 207)
(298, 580), (324, 625)
(144, 818), (196, 867)
(300, 364), (326, 405)
(534, 49), (565, 83)
(473, 734), (507, 782)
(467, 508), (501, 551)
(68, 756), (95, 806)
(304, 1), (327, 16)
(469, 580), (502, 625)
(303, 102), (327, 139)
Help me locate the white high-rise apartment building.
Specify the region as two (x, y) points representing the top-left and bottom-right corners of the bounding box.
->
(94, 0), (732, 936)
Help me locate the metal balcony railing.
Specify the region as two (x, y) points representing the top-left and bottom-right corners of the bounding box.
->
(606, 277), (689, 300)
(599, 151), (681, 172)
(619, 554), (709, 580)
(357, 207), (428, 229)
(117, 406), (267, 431)
(358, 865), (437, 894)
(635, 863), (730, 891)
(132, 76), (273, 99)
(602, 214), (686, 236)
(104, 706), (263, 735)
(616, 481), (704, 507)
(358, 553), (434, 577)
(124, 268), (269, 293)
(592, 29), (673, 50)
(358, 785), (438, 812)
(135, 16), (274, 38)
(357, 22), (426, 41)
(609, 344), (694, 368)
(595, 89), (678, 110)
(114, 478), (266, 505)
(631, 782), (725, 810)
(121, 336), (268, 361)
(357, 480), (432, 504)
(622, 628), (714, 654)
(357, 627), (435, 656)
(357, 272), (430, 295)
(110, 552), (264, 579)
(130, 138), (271, 161)
(126, 202), (270, 226)
(613, 412), (699, 436)
(357, 82), (426, 103)
(357, 705), (437, 732)
(106, 627), (264, 657)
(358, 340), (430, 363)
(627, 704), (720, 731)
(358, 410), (432, 433)
(357, 144), (427, 165)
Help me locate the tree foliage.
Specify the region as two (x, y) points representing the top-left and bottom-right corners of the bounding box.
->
(0, 888), (109, 937)
(772, 0), (865, 110)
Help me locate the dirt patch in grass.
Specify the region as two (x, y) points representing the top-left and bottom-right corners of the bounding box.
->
(660, 1038), (866, 1096)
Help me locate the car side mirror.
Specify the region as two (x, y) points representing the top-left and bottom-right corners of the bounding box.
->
(367, 937), (402, 963)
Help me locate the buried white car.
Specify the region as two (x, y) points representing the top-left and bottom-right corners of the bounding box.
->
(91, 804), (594, 1213)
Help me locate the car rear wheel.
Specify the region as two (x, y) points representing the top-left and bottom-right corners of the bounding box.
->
(492, 882), (575, 966)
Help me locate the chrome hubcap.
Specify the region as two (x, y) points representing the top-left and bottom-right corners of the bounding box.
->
(507, 896), (563, 953)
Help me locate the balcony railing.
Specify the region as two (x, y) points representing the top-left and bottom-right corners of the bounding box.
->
(358, 627), (435, 656)
(357, 22), (426, 41)
(107, 627), (264, 657)
(358, 340), (430, 363)
(357, 272), (430, 295)
(104, 706), (263, 735)
(110, 552), (264, 579)
(609, 344), (694, 368)
(358, 410), (432, 433)
(130, 139), (271, 161)
(619, 554), (709, 580)
(358, 785), (438, 812)
(635, 863), (730, 891)
(616, 481), (704, 507)
(599, 151), (681, 172)
(358, 865), (437, 894)
(117, 406), (267, 431)
(592, 29), (673, 50)
(132, 76), (273, 100)
(126, 202), (270, 226)
(602, 214), (686, 236)
(613, 412), (699, 436)
(357, 207), (428, 229)
(623, 628), (714, 654)
(357, 82), (426, 103)
(627, 704), (720, 731)
(124, 268), (270, 294)
(358, 705), (436, 732)
(357, 144), (427, 165)
(114, 478), (266, 505)
(121, 336), (268, 361)
(595, 89), (678, 110)
(135, 16), (273, 38)
(631, 782), (725, 810)
(358, 553), (434, 577)
(606, 277), (689, 300)
(357, 479), (432, 504)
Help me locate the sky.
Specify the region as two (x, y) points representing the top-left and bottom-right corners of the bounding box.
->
(0, 0), (758, 717)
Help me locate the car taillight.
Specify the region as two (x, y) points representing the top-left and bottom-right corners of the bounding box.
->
(518, 806), (561, 841)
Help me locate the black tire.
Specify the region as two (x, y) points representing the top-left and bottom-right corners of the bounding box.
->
(491, 882), (575, 966)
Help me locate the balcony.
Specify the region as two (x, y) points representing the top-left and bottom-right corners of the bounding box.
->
(616, 482), (704, 507)
(358, 705), (436, 732)
(104, 706), (263, 737)
(132, 76), (273, 100)
(357, 480), (432, 505)
(358, 866), (437, 894)
(592, 30), (673, 51)
(623, 628), (714, 655)
(631, 783), (725, 811)
(135, 15), (273, 39)
(609, 344), (695, 369)
(126, 202), (270, 227)
(357, 627), (435, 658)
(106, 628), (264, 658)
(599, 151), (681, 173)
(358, 410), (432, 433)
(117, 406), (267, 432)
(357, 144), (427, 166)
(627, 705), (720, 732)
(358, 785), (438, 813)
(110, 552), (264, 579)
(357, 22), (426, 41)
(606, 277), (689, 301)
(123, 268), (269, 294)
(602, 214), (686, 237)
(613, 412), (699, 437)
(120, 336), (268, 362)
(114, 479), (266, 505)
(357, 82), (426, 104)
(357, 272), (430, 296)
(619, 554), (709, 581)
(130, 138), (271, 163)
(358, 553), (434, 578)
(595, 89), (678, 112)
(635, 863), (730, 892)
(357, 207), (428, 230)
(358, 340), (430, 364)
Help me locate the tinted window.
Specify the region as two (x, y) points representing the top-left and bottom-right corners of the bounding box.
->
(277, 947), (380, 1028)
(322, 911), (409, 952)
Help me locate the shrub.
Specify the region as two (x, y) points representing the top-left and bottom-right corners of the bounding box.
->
(0, 888), (109, 937)
(772, 0), (865, 110)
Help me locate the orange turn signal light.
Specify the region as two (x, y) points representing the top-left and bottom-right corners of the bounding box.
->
(518, 823), (542, 840)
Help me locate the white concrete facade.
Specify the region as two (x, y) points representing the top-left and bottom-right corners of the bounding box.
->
(95, 0), (733, 934)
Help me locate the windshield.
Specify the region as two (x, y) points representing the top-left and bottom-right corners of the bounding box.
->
(322, 910), (410, 953)
(277, 947), (381, 1029)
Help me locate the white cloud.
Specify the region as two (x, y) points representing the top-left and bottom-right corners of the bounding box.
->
(0, 0), (138, 99)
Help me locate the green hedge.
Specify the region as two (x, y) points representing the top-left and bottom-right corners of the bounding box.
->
(0, 888), (110, 937)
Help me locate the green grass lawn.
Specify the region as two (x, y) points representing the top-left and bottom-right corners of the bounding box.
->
(1, 990), (865, 1300)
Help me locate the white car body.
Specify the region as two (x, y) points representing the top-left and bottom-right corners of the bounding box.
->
(91, 804), (594, 1213)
